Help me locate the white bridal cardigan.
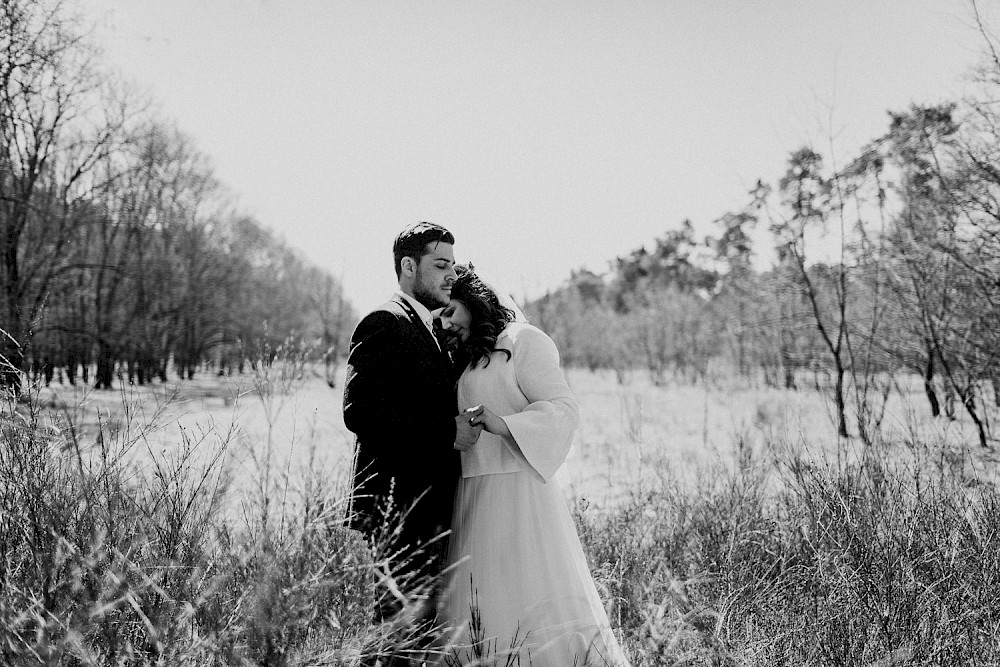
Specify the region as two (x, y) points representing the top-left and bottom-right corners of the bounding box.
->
(457, 322), (579, 482)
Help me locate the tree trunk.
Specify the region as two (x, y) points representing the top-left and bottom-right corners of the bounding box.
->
(95, 343), (115, 390)
(923, 353), (941, 418)
(835, 362), (849, 438)
(779, 339), (796, 389)
(961, 387), (989, 448)
(65, 352), (78, 386)
(784, 366), (796, 390)
(2, 230), (24, 395)
(944, 385), (957, 420)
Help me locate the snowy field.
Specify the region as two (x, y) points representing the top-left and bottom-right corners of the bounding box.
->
(32, 364), (1000, 515)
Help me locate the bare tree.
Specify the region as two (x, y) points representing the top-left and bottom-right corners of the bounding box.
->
(759, 148), (854, 438)
(309, 268), (353, 388)
(0, 0), (131, 393)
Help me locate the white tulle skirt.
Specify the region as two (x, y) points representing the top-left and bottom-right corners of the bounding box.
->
(440, 471), (631, 667)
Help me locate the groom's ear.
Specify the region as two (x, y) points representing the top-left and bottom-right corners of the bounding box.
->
(400, 256), (416, 277)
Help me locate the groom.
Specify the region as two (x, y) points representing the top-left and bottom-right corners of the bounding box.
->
(344, 221), (483, 614)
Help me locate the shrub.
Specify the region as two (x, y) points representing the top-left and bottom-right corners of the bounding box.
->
(0, 384), (423, 666)
(577, 443), (1000, 666)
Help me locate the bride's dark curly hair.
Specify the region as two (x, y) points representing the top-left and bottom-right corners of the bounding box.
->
(450, 264), (517, 369)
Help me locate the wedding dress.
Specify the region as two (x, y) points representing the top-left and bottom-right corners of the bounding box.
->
(441, 322), (631, 667)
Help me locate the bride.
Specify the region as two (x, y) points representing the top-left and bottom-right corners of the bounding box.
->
(438, 264), (631, 667)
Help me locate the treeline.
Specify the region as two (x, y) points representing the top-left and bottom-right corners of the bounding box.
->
(0, 1), (354, 395)
(530, 65), (1000, 449)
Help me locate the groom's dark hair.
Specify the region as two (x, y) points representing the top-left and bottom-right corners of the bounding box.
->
(393, 222), (456, 278)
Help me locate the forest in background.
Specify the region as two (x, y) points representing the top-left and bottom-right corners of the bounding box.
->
(6, 0), (1000, 456)
(528, 16), (1000, 448)
(0, 0), (356, 396)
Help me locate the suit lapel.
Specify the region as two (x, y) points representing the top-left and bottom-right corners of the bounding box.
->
(395, 296), (442, 354)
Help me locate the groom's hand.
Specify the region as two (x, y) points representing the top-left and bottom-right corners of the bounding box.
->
(454, 405), (485, 451)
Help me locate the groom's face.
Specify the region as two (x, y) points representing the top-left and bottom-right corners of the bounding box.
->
(411, 242), (457, 309)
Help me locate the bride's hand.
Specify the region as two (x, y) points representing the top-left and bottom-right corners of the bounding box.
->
(473, 406), (511, 438)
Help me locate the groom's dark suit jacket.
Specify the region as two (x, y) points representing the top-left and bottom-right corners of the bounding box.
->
(343, 296), (460, 572)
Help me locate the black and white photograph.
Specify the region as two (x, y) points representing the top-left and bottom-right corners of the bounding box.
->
(2, 1), (1000, 664)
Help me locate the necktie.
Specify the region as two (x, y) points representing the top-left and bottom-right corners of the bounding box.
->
(433, 319), (458, 360)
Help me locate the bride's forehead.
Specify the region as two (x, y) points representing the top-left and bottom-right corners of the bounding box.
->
(442, 299), (469, 314)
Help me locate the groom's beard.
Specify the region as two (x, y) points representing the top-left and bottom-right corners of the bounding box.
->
(412, 279), (449, 310)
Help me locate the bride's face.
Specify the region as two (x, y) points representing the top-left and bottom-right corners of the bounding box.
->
(440, 299), (473, 342)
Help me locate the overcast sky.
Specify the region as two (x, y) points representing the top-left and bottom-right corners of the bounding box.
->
(74, 0), (985, 311)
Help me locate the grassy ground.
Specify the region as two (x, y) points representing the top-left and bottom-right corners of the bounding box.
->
(6, 364), (1000, 665)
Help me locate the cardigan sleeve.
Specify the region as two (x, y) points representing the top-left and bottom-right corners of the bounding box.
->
(499, 326), (579, 482)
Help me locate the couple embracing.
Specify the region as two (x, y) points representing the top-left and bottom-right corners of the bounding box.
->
(344, 222), (630, 666)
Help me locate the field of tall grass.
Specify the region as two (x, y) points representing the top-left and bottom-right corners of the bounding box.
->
(4, 357), (1000, 665)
